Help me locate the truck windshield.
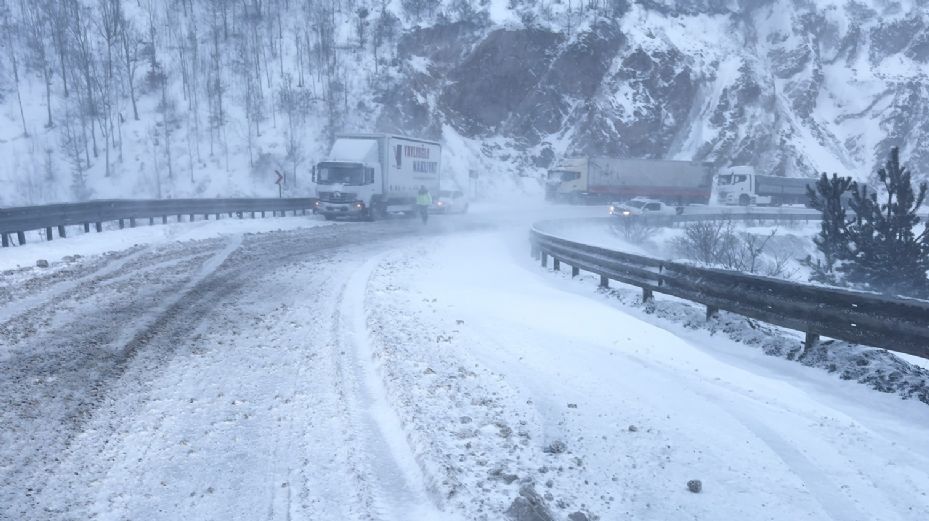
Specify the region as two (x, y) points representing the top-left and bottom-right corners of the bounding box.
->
(548, 170), (580, 182)
(317, 164), (365, 185)
(718, 174), (748, 185)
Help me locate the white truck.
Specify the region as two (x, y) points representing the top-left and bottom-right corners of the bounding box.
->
(714, 166), (814, 206)
(545, 156), (714, 204)
(313, 133), (442, 220)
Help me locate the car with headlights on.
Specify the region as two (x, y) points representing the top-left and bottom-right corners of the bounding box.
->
(609, 197), (682, 217)
(431, 189), (469, 214)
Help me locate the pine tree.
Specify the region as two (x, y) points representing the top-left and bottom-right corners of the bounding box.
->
(806, 172), (853, 282)
(843, 148), (929, 297)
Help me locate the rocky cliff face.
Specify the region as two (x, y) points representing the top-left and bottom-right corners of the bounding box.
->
(380, 0), (928, 182)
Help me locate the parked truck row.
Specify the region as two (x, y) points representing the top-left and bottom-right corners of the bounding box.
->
(309, 134), (819, 220)
(545, 156), (818, 207)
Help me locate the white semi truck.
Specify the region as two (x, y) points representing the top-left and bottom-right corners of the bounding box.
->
(313, 134), (442, 220)
(545, 157), (714, 204)
(714, 166), (814, 206)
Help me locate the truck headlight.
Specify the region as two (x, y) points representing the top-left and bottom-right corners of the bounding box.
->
(622, 210), (631, 216)
(354, 201), (365, 209)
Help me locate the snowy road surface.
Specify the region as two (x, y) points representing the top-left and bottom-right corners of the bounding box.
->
(2, 205), (928, 520)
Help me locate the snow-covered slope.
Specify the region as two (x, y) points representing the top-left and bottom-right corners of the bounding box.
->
(0, 0), (925, 206)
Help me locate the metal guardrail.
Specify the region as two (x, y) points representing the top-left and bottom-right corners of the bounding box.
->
(0, 198), (318, 247)
(530, 219), (929, 359)
(612, 210), (823, 226)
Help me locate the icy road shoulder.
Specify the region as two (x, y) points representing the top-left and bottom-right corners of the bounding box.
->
(366, 229), (929, 521)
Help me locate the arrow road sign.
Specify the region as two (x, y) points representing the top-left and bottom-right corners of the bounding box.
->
(275, 170), (284, 198)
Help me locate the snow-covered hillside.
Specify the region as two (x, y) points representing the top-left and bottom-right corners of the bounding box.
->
(0, 0), (926, 206)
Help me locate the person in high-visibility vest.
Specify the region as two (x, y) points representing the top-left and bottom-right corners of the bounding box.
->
(416, 185), (433, 224)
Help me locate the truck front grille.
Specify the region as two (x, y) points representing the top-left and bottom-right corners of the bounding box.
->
(319, 191), (357, 203)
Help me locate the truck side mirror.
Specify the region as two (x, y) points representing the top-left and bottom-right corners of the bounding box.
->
(311, 166), (317, 183)
(365, 167), (374, 184)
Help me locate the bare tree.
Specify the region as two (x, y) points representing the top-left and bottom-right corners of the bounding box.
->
(21, 1), (56, 128)
(277, 73), (312, 186)
(118, 6), (143, 121)
(1, 0), (29, 136)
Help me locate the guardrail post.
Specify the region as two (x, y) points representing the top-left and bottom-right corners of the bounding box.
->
(540, 252), (548, 267)
(553, 258), (560, 271)
(17, 231), (26, 244)
(1, 233), (9, 247)
(642, 288), (653, 302)
(599, 275), (609, 288)
(251, 211), (256, 218)
(804, 332), (819, 352)
(95, 222), (102, 232)
(204, 214), (210, 220)
(706, 305), (719, 321)
(261, 211), (266, 218)
(83, 223), (90, 233)
(148, 217), (154, 225)
(57, 225), (66, 238)
(189, 213), (195, 221)
(215, 213), (220, 220)
(571, 266), (579, 278)
(45, 227), (53, 240)
(118, 219), (125, 229)
(129, 217), (136, 228)
(162, 216), (167, 224)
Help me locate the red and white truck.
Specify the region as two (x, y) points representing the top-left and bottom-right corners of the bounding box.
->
(545, 157), (714, 204)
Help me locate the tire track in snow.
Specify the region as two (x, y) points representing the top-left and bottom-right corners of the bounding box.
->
(0, 245), (152, 326)
(332, 253), (451, 521)
(1, 236), (244, 518)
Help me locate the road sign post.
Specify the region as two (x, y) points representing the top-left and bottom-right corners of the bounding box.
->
(275, 170), (284, 198)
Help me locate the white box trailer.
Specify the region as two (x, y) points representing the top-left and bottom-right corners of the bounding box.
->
(546, 157), (714, 204)
(314, 134), (442, 219)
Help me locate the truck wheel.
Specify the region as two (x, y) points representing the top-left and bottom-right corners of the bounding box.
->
(739, 194), (751, 206)
(323, 214), (336, 221)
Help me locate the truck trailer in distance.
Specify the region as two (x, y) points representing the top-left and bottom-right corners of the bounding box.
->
(545, 157), (714, 204)
(714, 166), (814, 206)
(314, 134), (441, 220)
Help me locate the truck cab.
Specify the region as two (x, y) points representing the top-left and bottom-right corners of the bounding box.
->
(714, 166), (756, 206)
(315, 138), (383, 219)
(545, 157), (588, 202)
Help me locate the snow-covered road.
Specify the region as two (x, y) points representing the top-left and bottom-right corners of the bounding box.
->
(2, 205), (928, 520)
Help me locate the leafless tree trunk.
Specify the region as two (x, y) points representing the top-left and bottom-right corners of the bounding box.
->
(1, 1), (29, 136)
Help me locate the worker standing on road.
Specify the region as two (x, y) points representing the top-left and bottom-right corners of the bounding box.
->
(416, 185), (432, 224)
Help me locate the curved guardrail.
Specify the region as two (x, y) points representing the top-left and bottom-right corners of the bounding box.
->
(530, 218), (929, 359)
(0, 198), (318, 247)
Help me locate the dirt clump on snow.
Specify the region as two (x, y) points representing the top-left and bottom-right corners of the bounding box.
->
(505, 484), (555, 521)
